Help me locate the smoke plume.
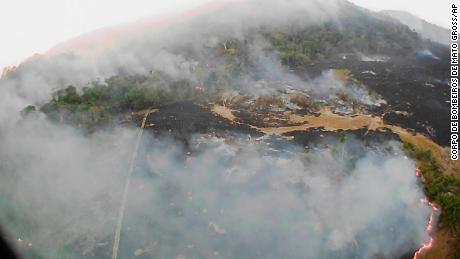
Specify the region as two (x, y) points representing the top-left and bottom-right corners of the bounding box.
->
(0, 0), (434, 258)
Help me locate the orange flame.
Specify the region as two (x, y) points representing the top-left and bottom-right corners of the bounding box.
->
(413, 237), (434, 259)
(413, 168), (439, 259)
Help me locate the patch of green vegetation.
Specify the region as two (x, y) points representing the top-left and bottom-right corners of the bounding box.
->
(21, 105), (37, 116)
(36, 73), (209, 133)
(403, 142), (460, 250)
(339, 131), (348, 143)
(265, 16), (423, 67)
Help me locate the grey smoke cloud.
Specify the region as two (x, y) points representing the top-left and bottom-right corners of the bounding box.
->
(0, 0), (338, 137)
(149, 136), (430, 259)
(0, 0), (434, 258)
(0, 0), (388, 117)
(0, 121), (432, 258)
(0, 116), (134, 247)
(0, 0), (343, 104)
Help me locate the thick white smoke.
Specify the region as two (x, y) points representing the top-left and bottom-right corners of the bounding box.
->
(0, 0), (433, 258)
(0, 123), (431, 258)
(0, 0), (343, 104)
(124, 135), (431, 259)
(0, 0), (385, 116)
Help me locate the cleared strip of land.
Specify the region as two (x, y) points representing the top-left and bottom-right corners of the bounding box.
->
(212, 104), (459, 179)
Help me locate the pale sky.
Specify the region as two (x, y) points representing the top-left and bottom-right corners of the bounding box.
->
(0, 0), (452, 69)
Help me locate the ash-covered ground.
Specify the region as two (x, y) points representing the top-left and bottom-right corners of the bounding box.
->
(142, 102), (261, 146)
(299, 43), (450, 146)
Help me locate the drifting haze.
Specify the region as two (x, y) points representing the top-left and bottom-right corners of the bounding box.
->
(0, 0), (435, 258)
(0, 0), (338, 108)
(0, 120), (432, 258)
(0, 0), (448, 69)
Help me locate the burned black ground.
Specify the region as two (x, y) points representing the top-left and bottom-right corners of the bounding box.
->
(298, 44), (450, 146)
(143, 102), (261, 146)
